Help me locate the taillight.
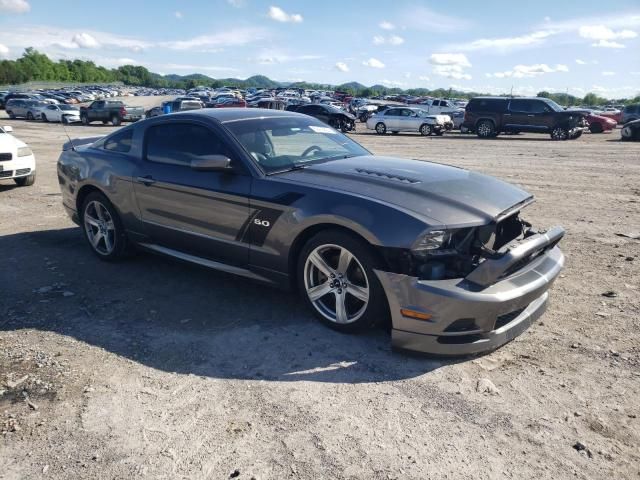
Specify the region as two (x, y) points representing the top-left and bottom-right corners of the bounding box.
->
(119, 106), (126, 116)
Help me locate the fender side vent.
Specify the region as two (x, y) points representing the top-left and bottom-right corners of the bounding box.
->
(355, 168), (420, 184)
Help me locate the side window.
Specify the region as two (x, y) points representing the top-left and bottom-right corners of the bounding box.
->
(104, 129), (133, 153)
(48, 105), (57, 110)
(400, 109), (413, 116)
(509, 99), (530, 113)
(529, 101), (548, 114)
(145, 123), (230, 166)
(385, 108), (399, 116)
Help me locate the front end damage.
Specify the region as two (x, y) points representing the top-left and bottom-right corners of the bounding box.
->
(375, 208), (565, 355)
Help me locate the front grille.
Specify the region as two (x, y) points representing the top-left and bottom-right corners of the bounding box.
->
(0, 152), (12, 161)
(0, 170), (14, 178)
(495, 308), (526, 329)
(15, 168), (30, 176)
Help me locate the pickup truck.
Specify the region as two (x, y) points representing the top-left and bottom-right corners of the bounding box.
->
(80, 100), (144, 126)
(417, 98), (462, 115)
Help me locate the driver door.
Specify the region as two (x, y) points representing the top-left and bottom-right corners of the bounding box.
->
(133, 120), (252, 266)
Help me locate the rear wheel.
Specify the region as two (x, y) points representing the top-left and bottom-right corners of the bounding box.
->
(621, 125), (634, 141)
(81, 115), (89, 125)
(550, 126), (569, 140)
(111, 116), (121, 126)
(420, 124), (433, 136)
(80, 192), (132, 261)
(298, 230), (389, 333)
(14, 172), (36, 186)
(26, 111), (34, 120)
(476, 120), (495, 138)
(375, 122), (386, 135)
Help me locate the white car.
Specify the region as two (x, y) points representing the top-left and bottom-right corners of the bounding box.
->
(36, 104), (81, 123)
(0, 126), (36, 186)
(366, 107), (453, 136)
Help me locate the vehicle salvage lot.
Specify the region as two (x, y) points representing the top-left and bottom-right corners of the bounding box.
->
(1, 111), (639, 480)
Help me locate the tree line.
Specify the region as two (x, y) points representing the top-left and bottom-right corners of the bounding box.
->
(1, 48), (638, 105)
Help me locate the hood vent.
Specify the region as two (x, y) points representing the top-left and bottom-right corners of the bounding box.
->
(355, 168), (420, 184)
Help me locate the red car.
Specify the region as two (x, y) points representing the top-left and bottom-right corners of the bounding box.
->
(586, 112), (617, 133)
(598, 110), (623, 124)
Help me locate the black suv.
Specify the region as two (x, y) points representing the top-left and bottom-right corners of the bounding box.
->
(462, 97), (588, 140)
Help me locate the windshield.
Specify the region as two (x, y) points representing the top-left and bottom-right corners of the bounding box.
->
(225, 116), (369, 174)
(542, 98), (564, 112)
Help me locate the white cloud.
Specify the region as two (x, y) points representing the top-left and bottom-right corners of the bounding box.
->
(487, 64), (570, 79)
(174, 11), (183, 19)
(335, 62), (349, 72)
(254, 50), (322, 65)
(362, 58), (385, 69)
(575, 59), (587, 65)
(602, 71), (616, 76)
(161, 28), (268, 50)
(429, 53), (471, 68)
(429, 53), (472, 80)
(267, 6), (303, 23)
(158, 63), (240, 73)
(372, 35), (404, 46)
(71, 33), (100, 49)
(0, 43), (9, 57)
(379, 21), (395, 30)
(579, 25), (637, 40)
(0, 0), (30, 13)
(592, 39), (626, 48)
(451, 30), (555, 52)
(400, 6), (470, 32)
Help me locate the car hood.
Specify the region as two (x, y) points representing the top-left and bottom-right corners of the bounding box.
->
(279, 156), (533, 227)
(0, 133), (25, 151)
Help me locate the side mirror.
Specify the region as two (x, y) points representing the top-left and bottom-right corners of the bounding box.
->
(2, 125), (13, 133)
(191, 155), (232, 171)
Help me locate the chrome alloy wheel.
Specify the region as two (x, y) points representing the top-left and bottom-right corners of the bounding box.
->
(551, 126), (568, 140)
(477, 122), (493, 137)
(83, 200), (116, 255)
(303, 244), (370, 324)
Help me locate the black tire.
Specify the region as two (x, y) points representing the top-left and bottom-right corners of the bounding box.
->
(7, 111), (15, 119)
(589, 123), (603, 133)
(476, 120), (495, 138)
(102, 120), (109, 125)
(80, 191), (132, 261)
(41, 113), (48, 122)
(621, 124), (634, 141)
(571, 130), (583, 140)
(62, 116), (69, 125)
(550, 125), (569, 140)
(81, 115), (89, 125)
(375, 122), (386, 135)
(26, 111), (34, 121)
(14, 172), (36, 186)
(297, 230), (389, 333)
(420, 124), (432, 136)
(111, 116), (122, 126)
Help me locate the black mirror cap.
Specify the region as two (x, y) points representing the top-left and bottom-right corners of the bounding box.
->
(191, 155), (232, 171)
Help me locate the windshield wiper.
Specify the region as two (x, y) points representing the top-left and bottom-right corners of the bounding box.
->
(266, 164), (310, 176)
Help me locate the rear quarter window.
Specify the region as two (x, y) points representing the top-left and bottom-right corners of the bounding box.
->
(468, 98), (506, 113)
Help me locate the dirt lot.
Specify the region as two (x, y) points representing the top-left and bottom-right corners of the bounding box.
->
(1, 100), (639, 480)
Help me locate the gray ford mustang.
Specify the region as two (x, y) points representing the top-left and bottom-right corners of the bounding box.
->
(57, 108), (565, 355)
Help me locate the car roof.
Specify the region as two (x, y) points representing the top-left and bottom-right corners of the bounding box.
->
(164, 107), (306, 124)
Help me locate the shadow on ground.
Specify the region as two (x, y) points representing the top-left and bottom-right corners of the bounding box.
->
(0, 227), (454, 384)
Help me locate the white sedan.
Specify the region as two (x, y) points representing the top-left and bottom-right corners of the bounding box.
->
(0, 125), (36, 186)
(366, 107), (453, 136)
(36, 104), (81, 123)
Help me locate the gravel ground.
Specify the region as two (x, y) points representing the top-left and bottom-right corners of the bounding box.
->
(0, 99), (639, 480)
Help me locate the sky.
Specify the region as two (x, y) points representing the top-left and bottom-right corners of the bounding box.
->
(0, 0), (639, 98)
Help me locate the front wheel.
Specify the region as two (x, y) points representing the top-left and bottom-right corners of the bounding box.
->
(26, 112), (34, 120)
(111, 116), (122, 126)
(550, 126), (569, 140)
(298, 230), (389, 333)
(41, 114), (48, 122)
(81, 192), (132, 261)
(420, 124), (433, 136)
(621, 125), (634, 141)
(589, 123), (603, 134)
(476, 120), (495, 138)
(81, 115), (89, 125)
(375, 122), (386, 135)
(14, 172), (36, 186)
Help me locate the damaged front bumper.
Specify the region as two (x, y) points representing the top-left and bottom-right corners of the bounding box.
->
(375, 226), (565, 356)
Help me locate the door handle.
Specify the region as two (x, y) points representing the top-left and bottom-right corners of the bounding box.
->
(136, 175), (156, 186)
(504, 113), (511, 116)
(527, 114), (534, 117)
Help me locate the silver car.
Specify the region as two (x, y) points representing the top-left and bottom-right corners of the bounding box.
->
(366, 107), (453, 136)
